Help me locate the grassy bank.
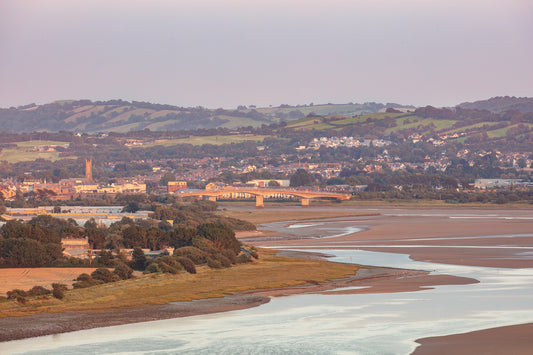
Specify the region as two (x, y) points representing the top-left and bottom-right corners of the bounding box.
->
(0, 249), (359, 317)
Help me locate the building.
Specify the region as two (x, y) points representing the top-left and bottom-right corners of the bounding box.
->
(168, 181), (188, 193)
(474, 179), (524, 190)
(85, 159), (93, 181)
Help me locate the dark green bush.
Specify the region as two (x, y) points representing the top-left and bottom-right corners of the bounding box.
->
(173, 246), (208, 264)
(6, 289), (27, 300)
(28, 286), (51, 296)
(158, 261), (180, 274)
(207, 257), (223, 269)
(52, 283), (67, 300)
(176, 256), (196, 274)
(215, 253), (232, 268)
(114, 262), (134, 280)
(145, 263), (161, 273)
(237, 253), (251, 264)
(221, 249), (237, 264)
(192, 237), (218, 254)
(91, 268), (119, 283)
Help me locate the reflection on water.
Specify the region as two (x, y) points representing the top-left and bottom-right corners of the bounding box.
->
(3, 214), (533, 355)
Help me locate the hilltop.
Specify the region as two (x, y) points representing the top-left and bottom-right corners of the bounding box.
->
(0, 100), (412, 134)
(458, 96), (533, 113)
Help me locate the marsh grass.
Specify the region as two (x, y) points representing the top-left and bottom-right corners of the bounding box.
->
(0, 249), (359, 317)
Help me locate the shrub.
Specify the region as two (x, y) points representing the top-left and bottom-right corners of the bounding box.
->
(207, 257), (223, 269)
(176, 256), (196, 274)
(192, 237), (218, 254)
(145, 263), (161, 274)
(158, 262), (180, 274)
(6, 289), (27, 300)
(213, 253), (231, 268)
(174, 246), (208, 264)
(250, 247), (259, 259)
(75, 273), (92, 282)
(28, 286), (51, 296)
(155, 256), (183, 274)
(221, 249), (237, 264)
(237, 253), (251, 264)
(114, 262), (134, 280)
(91, 268), (119, 283)
(52, 283), (68, 300)
(72, 275), (101, 288)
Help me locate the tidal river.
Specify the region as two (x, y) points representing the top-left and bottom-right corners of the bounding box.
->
(3, 207), (533, 354)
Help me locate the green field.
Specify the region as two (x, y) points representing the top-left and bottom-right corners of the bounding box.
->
(140, 135), (268, 147)
(443, 122), (501, 134)
(486, 123), (533, 138)
(0, 141), (71, 163)
(386, 118), (456, 133)
(332, 113), (405, 125)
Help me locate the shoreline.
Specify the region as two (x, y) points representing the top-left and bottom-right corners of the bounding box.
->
(0, 262), (476, 343)
(3, 205), (533, 350)
(413, 323), (533, 355)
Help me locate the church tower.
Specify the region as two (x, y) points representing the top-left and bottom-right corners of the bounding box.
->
(85, 159), (93, 181)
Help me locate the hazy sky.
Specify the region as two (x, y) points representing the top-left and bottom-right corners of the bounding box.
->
(1, 0), (532, 109)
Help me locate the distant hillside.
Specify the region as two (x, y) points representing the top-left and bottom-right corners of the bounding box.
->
(0, 100), (411, 133)
(458, 96), (533, 113)
(0, 100), (272, 133)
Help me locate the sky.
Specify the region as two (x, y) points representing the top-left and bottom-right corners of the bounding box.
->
(1, 0), (532, 109)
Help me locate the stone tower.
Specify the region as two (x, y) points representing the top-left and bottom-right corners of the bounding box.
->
(85, 159), (93, 181)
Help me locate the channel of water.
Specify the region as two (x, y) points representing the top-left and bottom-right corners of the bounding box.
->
(3, 214), (533, 355)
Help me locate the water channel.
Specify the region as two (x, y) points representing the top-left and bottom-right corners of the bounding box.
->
(3, 210), (533, 355)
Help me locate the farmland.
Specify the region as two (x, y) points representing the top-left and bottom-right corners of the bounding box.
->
(0, 140), (71, 163)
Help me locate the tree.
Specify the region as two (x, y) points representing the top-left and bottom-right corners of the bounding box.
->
(131, 247), (147, 271)
(122, 201), (140, 213)
(268, 180), (280, 187)
(289, 169), (314, 187)
(86, 228), (106, 249)
(197, 223), (240, 254)
(114, 262), (133, 279)
(122, 225), (146, 248)
(159, 172), (176, 186)
(442, 176), (459, 189)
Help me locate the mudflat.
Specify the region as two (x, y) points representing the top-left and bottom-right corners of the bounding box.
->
(236, 205), (533, 354)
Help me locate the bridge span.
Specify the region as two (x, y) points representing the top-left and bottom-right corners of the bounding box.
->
(175, 188), (351, 208)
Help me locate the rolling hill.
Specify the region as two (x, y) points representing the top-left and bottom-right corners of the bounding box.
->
(458, 96), (533, 113)
(0, 100), (412, 134)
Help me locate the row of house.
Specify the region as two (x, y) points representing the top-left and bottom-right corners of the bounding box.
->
(0, 178), (146, 200)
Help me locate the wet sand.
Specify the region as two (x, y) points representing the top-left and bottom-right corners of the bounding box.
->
(0, 264), (477, 342)
(3, 205), (532, 349)
(240, 206), (533, 354)
(413, 323), (533, 355)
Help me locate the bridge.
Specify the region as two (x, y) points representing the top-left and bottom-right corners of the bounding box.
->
(176, 188), (351, 208)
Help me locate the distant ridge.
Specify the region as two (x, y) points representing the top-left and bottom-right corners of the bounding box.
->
(0, 100), (412, 133)
(458, 96), (533, 113)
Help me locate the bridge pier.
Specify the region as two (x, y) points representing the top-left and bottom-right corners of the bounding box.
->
(208, 196), (217, 202)
(301, 198), (310, 207)
(255, 195), (264, 208)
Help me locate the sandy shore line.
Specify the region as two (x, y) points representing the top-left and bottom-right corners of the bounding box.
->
(412, 323), (533, 355)
(0, 261), (476, 342)
(237, 206), (533, 354)
(4, 206), (531, 348)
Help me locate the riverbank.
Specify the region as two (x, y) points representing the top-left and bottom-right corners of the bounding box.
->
(231, 205), (533, 354)
(3, 205), (532, 351)
(0, 263), (477, 342)
(413, 323), (533, 355)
